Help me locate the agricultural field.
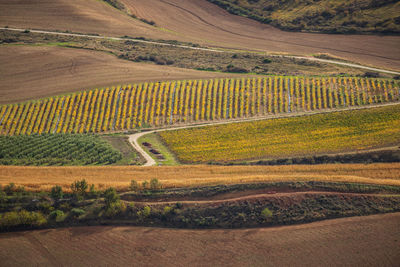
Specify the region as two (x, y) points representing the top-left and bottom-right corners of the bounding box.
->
(0, 76), (398, 136)
(1, 0), (400, 265)
(1, 164), (399, 192)
(159, 104), (400, 163)
(0, 134), (123, 166)
(1, 213), (399, 266)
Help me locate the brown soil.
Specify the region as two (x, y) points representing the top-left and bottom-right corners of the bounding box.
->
(1, 163), (399, 192)
(0, 45), (238, 104)
(123, 0), (400, 70)
(0, 0), (399, 70)
(0, 213), (399, 266)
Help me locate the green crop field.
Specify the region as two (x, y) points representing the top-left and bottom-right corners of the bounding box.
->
(159, 104), (400, 163)
(0, 134), (122, 165)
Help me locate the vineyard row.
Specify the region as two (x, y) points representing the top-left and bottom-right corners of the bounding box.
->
(0, 76), (399, 135)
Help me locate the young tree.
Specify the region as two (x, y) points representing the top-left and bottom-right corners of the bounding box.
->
(150, 178), (162, 191)
(70, 179), (88, 199)
(130, 179), (139, 191)
(103, 187), (120, 208)
(50, 185), (63, 201)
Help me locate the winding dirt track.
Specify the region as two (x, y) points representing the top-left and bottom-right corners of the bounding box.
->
(0, 0), (399, 70)
(128, 191), (400, 205)
(129, 102), (400, 166)
(0, 213), (399, 266)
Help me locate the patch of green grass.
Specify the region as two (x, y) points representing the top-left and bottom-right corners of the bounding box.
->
(101, 135), (142, 165)
(138, 132), (179, 166)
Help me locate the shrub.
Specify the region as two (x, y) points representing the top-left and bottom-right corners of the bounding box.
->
(261, 207), (273, 220)
(104, 187), (120, 208)
(262, 58), (272, 64)
(104, 202), (126, 217)
(130, 180), (139, 191)
(150, 178), (162, 191)
(49, 210), (65, 222)
(142, 181), (149, 190)
(71, 179), (88, 198)
(50, 185), (63, 201)
(0, 210), (46, 230)
(4, 183), (15, 195)
(70, 208), (85, 218)
(163, 206), (173, 215)
(137, 206), (151, 219)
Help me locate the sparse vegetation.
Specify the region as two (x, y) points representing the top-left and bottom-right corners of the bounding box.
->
(206, 0), (400, 34)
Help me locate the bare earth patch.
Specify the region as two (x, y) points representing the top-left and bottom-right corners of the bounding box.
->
(0, 213), (399, 266)
(0, 45), (236, 103)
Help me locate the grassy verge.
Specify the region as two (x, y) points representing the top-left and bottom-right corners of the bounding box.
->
(138, 133), (179, 166)
(101, 134), (143, 165)
(159, 104), (400, 163)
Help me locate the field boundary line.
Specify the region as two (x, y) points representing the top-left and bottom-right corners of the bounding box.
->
(1, 27), (399, 75)
(128, 101), (400, 166)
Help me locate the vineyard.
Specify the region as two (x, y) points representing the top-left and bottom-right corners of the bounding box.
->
(159, 104), (400, 163)
(0, 76), (399, 136)
(0, 134), (122, 165)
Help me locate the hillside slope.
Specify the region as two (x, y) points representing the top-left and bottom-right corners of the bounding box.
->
(206, 0), (400, 34)
(1, 0), (399, 70)
(0, 45), (236, 104)
(121, 0), (400, 70)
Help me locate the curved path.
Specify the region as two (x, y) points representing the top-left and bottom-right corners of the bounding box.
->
(2, 27), (399, 75)
(128, 102), (400, 166)
(126, 191), (400, 205)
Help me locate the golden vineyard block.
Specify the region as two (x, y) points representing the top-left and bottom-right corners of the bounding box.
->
(0, 77), (398, 136)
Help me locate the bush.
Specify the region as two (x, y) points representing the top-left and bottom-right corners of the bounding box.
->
(0, 210), (46, 230)
(364, 72), (380, 78)
(104, 187), (120, 208)
(70, 208), (85, 218)
(50, 185), (63, 201)
(49, 210), (65, 222)
(137, 206), (151, 219)
(3, 183), (15, 195)
(130, 180), (139, 191)
(104, 202), (126, 217)
(71, 179), (88, 198)
(262, 58), (272, 64)
(150, 178), (162, 191)
(261, 207), (273, 220)
(226, 64), (248, 73)
(142, 181), (149, 190)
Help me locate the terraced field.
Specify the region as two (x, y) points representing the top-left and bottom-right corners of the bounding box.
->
(0, 76), (398, 136)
